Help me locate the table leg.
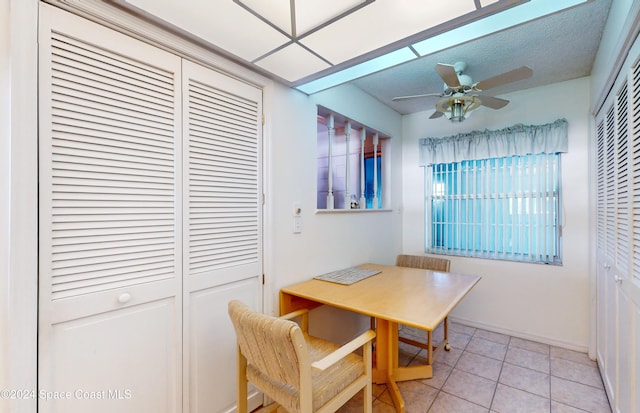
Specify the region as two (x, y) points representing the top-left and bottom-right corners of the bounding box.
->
(386, 321), (404, 413)
(373, 319), (405, 413)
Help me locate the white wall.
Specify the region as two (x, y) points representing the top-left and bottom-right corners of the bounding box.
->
(401, 77), (591, 350)
(263, 82), (403, 341)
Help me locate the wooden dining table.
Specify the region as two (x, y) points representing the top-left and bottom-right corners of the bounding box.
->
(279, 263), (481, 413)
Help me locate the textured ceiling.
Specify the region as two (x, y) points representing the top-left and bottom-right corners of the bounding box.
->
(353, 0), (611, 115)
(112, 0), (611, 116)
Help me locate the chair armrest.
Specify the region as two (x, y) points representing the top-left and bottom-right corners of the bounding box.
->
(280, 308), (309, 333)
(279, 308), (309, 320)
(311, 330), (376, 371)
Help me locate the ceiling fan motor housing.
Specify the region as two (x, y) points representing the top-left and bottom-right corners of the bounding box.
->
(443, 61), (473, 93)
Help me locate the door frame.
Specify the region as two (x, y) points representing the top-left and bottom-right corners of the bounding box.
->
(1, 1), (39, 413)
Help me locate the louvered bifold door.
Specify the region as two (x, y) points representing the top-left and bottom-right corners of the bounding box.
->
(181, 61), (263, 413)
(38, 5), (182, 413)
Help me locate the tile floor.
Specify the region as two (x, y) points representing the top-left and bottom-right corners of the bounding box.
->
(337, 322), (612, 413)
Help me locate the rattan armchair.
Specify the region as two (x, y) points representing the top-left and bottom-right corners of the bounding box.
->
(228, 300), (376, 413)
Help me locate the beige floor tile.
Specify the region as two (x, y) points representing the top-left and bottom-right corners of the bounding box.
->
(417, 345), (463, 367)
(550, 346), (597, 366)
(551, 357), (604, 389)
(371, 381), (436, 412)
(448, 330), (473, 350)
(339, 324), (611, 413)
(408, 357), (453, 390)
(456, 351), (503, 381)
(397, 380), (439, 412)
(442, 369), (497, 408)
(499, 362), (550, 398)
(505, 346), (550, 374)
(466, 336), (508, 361)
(474, 329), (511, 345)
(398, 341), (421, 366)
(491, 383), (550, 413)
(428, 391), (488, 413)
(449, 321), (477, 336)
(551, 400), (592, 413)
(550, 376), (612, 413)
(510, 337), (551, 355)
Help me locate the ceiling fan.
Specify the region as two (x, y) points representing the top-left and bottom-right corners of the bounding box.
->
(392, 61), (533, 122)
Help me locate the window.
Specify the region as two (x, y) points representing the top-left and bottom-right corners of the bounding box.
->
(426, 154), (562, 264)
(419, 119), (568, 264)
(316, 106), (388, 210)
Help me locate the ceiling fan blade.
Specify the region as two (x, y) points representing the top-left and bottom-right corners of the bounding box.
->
(475, 66), (533, 91)
(435, 63), (460, 88)
(392, 93), (441, 102)
(477, 95), (510, 109)
(429, 110), (444, 119)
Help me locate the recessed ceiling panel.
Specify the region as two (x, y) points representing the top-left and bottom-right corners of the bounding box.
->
(125, 0), (290, 62)
(254, 43), (332, 82)
(300, 0), (477, 65)
(295, 0), (369, 35)
(237, 0), (293, 34)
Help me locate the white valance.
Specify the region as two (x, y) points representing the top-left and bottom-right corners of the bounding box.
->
(419, 119), (568, 166)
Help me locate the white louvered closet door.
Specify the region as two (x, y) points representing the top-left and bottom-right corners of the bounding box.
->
(594, 33), (640, 413)
(181, 61), (263, 413)
(38, 4), (183, 413)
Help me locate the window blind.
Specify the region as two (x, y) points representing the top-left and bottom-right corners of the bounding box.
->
(427, 154), (561, 264)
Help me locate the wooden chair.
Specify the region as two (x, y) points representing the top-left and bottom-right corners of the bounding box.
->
(395, 255), (451, 364)
(228, 300), (376, 413)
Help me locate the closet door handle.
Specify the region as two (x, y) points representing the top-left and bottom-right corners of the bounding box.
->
(118, 293), (132, 304)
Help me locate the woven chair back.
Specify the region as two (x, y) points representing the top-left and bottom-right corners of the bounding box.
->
(396, 254), (451, 272)
(228, 300), (304, 390)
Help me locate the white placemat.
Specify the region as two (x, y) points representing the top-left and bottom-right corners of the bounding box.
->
(313, 267), (380, 285)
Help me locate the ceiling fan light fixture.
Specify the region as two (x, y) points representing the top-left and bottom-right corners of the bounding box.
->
(450, 100), (466, 122)
(436, 95), (482, 123)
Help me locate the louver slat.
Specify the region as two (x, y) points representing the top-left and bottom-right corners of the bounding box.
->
(616, 82), (630, 274)
(596, 120), (606, 252)
(46, 32), (177, 299)
(187, 79), (259, 274)
(605, 106), (617, 264)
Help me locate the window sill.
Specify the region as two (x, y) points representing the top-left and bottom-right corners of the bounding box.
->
(315, 208), (393, 214)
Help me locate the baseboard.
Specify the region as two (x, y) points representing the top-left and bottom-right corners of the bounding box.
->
(448, 315), (590, 355)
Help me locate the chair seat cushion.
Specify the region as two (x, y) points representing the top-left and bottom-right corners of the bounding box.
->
(307, 335), (364, 409)
(247, 335), (364, 413)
